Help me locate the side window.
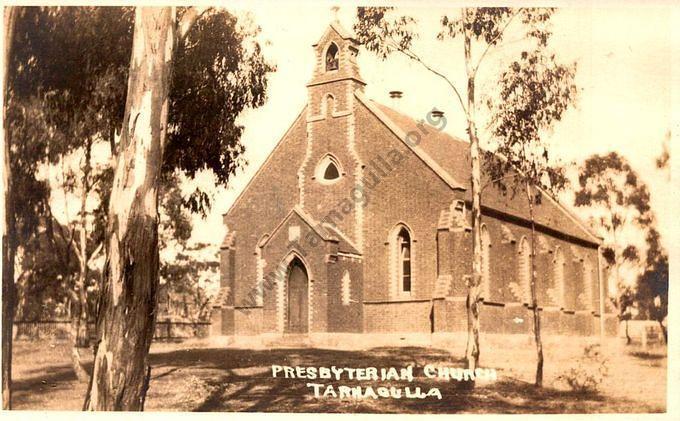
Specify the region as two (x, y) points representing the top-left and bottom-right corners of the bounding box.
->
(398, 227), (412, 293)
(518, 237), (531, 304)
(583, 260), (594, 311)
(553, 247), (565, 308)
(390, 224), (414, 297)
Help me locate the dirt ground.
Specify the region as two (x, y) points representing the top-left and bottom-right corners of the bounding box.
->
(10, 338), (666, 413)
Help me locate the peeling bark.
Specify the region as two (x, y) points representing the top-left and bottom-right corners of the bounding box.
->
(84, 7), (176, 411)
(526, 182), (544, 388)
(463, 8), (482, 384)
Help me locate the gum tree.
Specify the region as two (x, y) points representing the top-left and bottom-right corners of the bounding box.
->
(355, 7), (573, 381)
(574, 152), (658, 344)
(485, 48), (576, 386)
(636, 228), (668, 342)
(83, 7), (273, 410)
(9, 6), (131, 383)
(5, 6), (273, 410)
(2, 6), (19, 410)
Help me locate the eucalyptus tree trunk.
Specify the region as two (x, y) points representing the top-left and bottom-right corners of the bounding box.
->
(2, 6), (18, 410)
(84, 7), (176, 410)
(526, 182), (544, 387)
(462, 8), (483, 379)
(71, 139), (92, 382)
(611, 236), (631, 345)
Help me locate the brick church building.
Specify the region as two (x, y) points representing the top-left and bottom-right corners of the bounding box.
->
(210, 21), (616, 347)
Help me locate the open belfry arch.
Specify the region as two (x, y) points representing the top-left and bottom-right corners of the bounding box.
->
(210, 18), (615, 348)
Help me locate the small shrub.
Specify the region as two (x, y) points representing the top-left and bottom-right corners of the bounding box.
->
(557, 343), (608, 394)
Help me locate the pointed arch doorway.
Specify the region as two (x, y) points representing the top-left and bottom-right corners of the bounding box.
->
(286, 257), (309, 334)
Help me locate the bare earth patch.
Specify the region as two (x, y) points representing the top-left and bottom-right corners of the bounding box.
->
(11, 339), (665, 413)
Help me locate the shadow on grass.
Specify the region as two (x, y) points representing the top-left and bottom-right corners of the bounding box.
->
(11, 342), (661, 413)
(145, 346), (618, 413)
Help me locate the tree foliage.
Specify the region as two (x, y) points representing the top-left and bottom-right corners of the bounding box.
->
(6, 3), (274, 331)
(486, 47), (576, 198)
(158, 174), (219, 323)
(574, 152), (652, 267)
(8, 6), (275, 215)
(635, 227), (668, 340)
(574, 152), (666, 330)
(355, 6), (576, 388)
(167, 11), (273, 193)
(4, 97), (52, 248)
(10, 7), (131, 156)
(354, 7), (417, 59)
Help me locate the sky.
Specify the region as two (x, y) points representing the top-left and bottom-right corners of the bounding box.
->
(44, 4), (676, 288)
(184, 5), (675, 259)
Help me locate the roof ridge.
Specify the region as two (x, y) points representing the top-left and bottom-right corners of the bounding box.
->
(223, 105), (307, 218)
(312, 21), (356, 47)
(322, 222), (360, 253)
(354, 90), (466, 191)
(361, 92), (601, 245)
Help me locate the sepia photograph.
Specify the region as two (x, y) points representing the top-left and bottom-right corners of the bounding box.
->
(0, 1), (676, 416)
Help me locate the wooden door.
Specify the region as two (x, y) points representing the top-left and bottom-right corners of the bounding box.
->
(286, 258), (308, 333)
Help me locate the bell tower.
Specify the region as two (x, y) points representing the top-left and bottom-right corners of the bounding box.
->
(298, 18), (366, 251)
(306, 19), (365, 116)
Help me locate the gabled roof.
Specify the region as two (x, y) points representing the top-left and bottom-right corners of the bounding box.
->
(223, 106), (307, 219)
(355, 91), (466, 191)
(261, 205), (360, 255)
(312, 20), (356, 46)
(360, 93), (602, 245)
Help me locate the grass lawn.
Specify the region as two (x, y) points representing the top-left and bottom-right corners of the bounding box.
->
(11, 338), (666, 413)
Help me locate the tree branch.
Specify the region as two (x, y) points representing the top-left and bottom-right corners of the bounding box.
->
(46, 202), (83, 268)
(177, 7), (210, 44)
(87, 241), (104, 265)
(481, 172), (520, 193)
(472, 8), (522, 78)
(385, 36), (469, 118)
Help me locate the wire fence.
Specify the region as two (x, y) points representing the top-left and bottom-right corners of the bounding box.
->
(13, 319), (211, 341)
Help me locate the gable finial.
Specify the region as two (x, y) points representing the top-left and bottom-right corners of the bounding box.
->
(331, 5), (340, 22)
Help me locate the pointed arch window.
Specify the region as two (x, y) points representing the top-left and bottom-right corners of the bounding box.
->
(389, 224), (414, 297)
(553, 247), (565, 308)
(518, 237), (531, 304)
(325, 43), (339, 71)
(397, 227), (412, 293)
(582, 260), (594, 311)
(324, 162), (340, 180)
(315, 154), (343, 184)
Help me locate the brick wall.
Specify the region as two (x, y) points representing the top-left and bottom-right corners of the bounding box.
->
(234, 308), (263, 336)
(364, 301), (432, 333)
(438, 211), (606, 336)
(354, 103), (460, 303)
(326, 256), (363, 332)
(217, 22), (613, 339)
(260, 212), (332, 334)
(223, 112), (307, 307)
